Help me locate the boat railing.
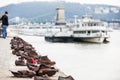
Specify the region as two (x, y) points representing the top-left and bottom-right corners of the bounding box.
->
(73, 26), (107, 30)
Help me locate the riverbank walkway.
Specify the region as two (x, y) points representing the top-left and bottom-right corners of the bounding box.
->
(0, 36), (66, 80)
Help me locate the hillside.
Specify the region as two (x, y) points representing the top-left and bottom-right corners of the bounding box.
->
(0, 1), (120, 23)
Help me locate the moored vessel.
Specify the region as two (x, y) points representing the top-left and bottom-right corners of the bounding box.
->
(45, 7), (110, 43)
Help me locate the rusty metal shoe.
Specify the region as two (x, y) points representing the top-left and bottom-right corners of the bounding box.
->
(34, 75), (51, 80)
(41, 56), (56, 66)
(58, 76), (75, 80)
(37, 68), (58, 77)
(15, 59), (26, 66)
(10, 70), (35, 78)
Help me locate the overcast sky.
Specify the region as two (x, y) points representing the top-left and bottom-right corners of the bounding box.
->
(0, 0), (120, 7)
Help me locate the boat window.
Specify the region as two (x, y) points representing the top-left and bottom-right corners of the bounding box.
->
(91, 24), (94, 26)
(85, 24), (87, 26)
(88, 23), (92, 26)
(102, 31), (105, 33)
(74, 31), (86, 34)
(29, 27), (33, 29)
(36, 27), (40, 29)
(42, 27), (47, 29)
(77, 24), (79, 27)
(82, 24), (84, 27)
(91, 24), (93, 26)
(94, 23), (96, 26)
(88, 23), (90, 26)
(49, 27), (52, 29)
(88, 31), (90, 33)
(92, 30), (99, 33)
(29, 27), (40, 29)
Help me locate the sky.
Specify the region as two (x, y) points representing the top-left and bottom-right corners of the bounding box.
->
(0, 0), (120, 8)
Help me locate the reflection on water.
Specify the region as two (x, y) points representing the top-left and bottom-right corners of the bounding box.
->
(20, 30), (120, 80)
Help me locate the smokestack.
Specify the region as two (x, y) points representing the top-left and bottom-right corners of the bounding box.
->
(55, 6), (66, 25)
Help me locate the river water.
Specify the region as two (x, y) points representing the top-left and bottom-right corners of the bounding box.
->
(20, 30), (120, 80)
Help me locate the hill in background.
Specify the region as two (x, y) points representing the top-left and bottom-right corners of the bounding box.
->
(0, 1), (120, 23)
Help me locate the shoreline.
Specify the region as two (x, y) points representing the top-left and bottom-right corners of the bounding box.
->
(0, 36), (67, 80)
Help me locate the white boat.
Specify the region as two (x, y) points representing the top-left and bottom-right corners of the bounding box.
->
(45, 17), (110, 43)
(45, 7), (110, 43)
(9, 23), (53, 36)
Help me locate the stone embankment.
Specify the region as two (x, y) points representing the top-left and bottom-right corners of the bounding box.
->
(0, 35), (74, 80)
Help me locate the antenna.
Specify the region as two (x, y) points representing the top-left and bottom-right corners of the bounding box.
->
(74, 15), (78, 25)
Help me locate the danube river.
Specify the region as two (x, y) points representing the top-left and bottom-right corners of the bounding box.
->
(20, 30), (120, 80)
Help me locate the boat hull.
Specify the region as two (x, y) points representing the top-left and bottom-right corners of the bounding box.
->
(45, 36), (106, 43)
(79, 37), (105, 43)
(45, 36), (74, 42)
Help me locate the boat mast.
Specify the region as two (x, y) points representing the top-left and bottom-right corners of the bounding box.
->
(74, 15), (78, 27)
